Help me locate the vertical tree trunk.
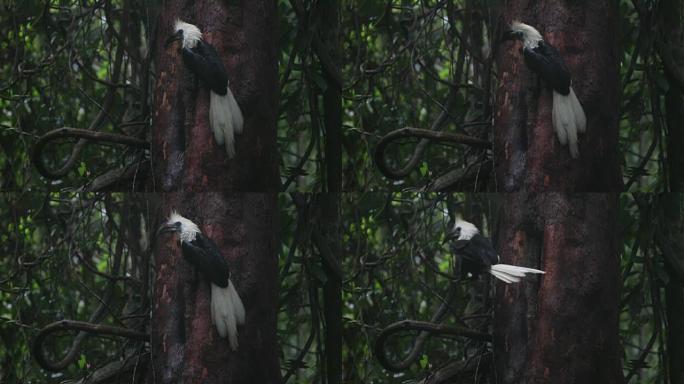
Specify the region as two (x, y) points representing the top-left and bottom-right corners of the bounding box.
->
(494, 2), (622, 191)
(495, 193), (623, 384)
(151, 0), (280, 191)
(319, 1), (343, 383)
(659, 0), (684, 381)
(150, 1), (281, 381)
(319, 194), (342, 384)
(660, 0), (684, 192)
(153, 193), (281, 383)
(659, 195), (684, 384)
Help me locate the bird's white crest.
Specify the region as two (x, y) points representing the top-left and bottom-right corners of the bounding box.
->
(453, 218), (480, 241)
(167, 211), (201, 242)
(511, 21), (543, 49)
(174, 19), (203, 49)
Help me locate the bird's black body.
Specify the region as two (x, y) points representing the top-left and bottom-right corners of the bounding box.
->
(166, 20), (245, 158)
(522, 41), (571, 95)
(502, 21), (587, 158)
(181, 233), (230, 288)
(158, 212), (245, 349)
(446, 218), (545, 283)
(449, 233), (499, 277)
(181, 41), (229, 96)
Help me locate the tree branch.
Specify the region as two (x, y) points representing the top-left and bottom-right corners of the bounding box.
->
(374, 127), (491, 180)
(32, 128), (149, 180)
(374, 319), (491, 373)
(32, 320), (148, 372)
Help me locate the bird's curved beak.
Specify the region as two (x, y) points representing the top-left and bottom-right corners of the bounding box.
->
(499, 29), (525, 47)
(165, 30), (183, 49)
(156, 222), (181, 237)
(494, 29), (522, 53)
(501, 30), (520, 42)
(442, 231), (457, 244)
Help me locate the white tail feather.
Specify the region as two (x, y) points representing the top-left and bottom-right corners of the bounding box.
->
(211, 280), (246, 351)
(569, 87), (586, 133)
(552, 87), (586, 159)
(228, 279), (246, 325)
(210, 89), (244, 159)
(552, 91), (569, 146)
(488, 264), (545, 284)
(225, 85), (244, 134)
(489, 268), (520, 283)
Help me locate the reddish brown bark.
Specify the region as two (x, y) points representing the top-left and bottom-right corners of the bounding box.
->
(494, 2), (622, 191)
(494, 193), (623, 384)
(152, 193), (281, 383)
(151, 1), (280, 191)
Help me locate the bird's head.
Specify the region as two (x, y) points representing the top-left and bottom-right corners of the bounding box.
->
(157, 211), (201, 242)
(502, 21), (542, 48)
(444, 218), (480, 242)
(165, 19), (202, 49)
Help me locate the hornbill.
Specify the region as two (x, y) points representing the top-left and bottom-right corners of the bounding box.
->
(158, 211), (245, 350)
(165, 20), (244, 158)
(503, 21), (586, 158)
(445, 218), (545, 283)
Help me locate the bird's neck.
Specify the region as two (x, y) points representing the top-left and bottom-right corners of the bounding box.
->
(458, 229), (480, 241)
(183, 39), (200, 49)
(523, 37), (541, 49)
(180, 230), (198, 243)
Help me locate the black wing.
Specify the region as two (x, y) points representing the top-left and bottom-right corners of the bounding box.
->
(450, 233), (499, 268)
(182, 233), (230, 287)
(523, 41), (571, 95)
(181, 41), (229, 95)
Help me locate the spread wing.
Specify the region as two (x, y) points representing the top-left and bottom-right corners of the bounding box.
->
(182, 233), (230, 287)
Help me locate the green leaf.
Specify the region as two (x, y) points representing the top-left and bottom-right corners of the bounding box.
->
(78, 354), (86, 369)
(78, 162), (87, 177)
(419, 162), (428, 177)
(419, 354), (428, 369)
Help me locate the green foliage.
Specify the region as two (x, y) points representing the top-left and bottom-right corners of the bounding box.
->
(0, 0), (674, 191)
(0, 0), (144, 190)
(342, 193), (496, 382)
(0, 193), (146, 382)
(618, 194), (684, 383)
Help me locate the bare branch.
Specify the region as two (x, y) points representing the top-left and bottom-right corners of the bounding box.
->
(32, 128), (149, 180)
(374, 319), (491, 373)
(374, 127), (491, 180)
(32, 320), (148, 372)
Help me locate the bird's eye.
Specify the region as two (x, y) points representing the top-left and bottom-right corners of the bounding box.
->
(455, 227), (461, 234)
(174, 221), (181, 226)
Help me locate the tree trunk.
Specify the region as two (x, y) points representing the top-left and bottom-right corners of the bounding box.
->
(659, 0), (684, 381)
(494, 2), (622, 191)
(151, 0), (280, 191)
(660, 0), (684, 192)
(153, 193), (281, 383)
(319, 194), (342, 384)
(150, 1), (281, 380)
(659, 195), (684, 384)
(494, 193), (623, 384)
(319, 1), (343, 383)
